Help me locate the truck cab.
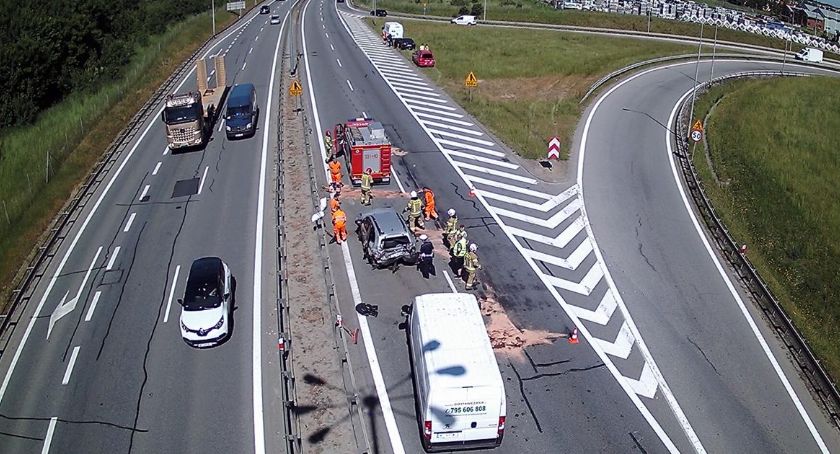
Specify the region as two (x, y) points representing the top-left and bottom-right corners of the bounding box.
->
(162, 93), (206, 148)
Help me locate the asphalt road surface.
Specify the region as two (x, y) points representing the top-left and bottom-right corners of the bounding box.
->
(0, 2), (290, 453)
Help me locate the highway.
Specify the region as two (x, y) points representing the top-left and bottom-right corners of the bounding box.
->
(0, 2), (290, 453)
(1, 0), (839, 452)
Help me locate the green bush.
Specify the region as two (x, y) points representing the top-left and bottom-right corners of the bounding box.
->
(458, 5), (470, 14)
(471, 2), (484, 16)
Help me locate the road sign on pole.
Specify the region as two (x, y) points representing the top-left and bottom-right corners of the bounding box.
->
(226, 1), (245, 11)
(547, 137), (561, 160)
(290, 79), (303, 97)
(690, 120), (704, 143)
(465, 72), (478, 88)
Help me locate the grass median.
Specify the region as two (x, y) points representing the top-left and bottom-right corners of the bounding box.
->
(367, 18), (691, 159)
(693, 76), (840, 380)
(0, 7), (251, 302)
(358, 0), (809, 53)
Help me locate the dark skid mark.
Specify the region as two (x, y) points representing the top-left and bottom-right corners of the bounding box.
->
(509, 360), (542, 433)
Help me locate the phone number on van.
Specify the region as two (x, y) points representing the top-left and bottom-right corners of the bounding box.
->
(444, 405), (487, 415)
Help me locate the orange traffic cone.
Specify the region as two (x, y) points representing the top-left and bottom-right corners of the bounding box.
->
(567, 327), (579, 344)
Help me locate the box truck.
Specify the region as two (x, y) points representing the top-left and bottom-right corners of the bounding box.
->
(408, 293), (506, 452)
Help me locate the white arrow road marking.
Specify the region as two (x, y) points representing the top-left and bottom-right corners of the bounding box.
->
(507, 218), (586, 249)
(592, 320), (635, 360)
(625, 362), (659, 399)
(478, 185), (579, 212)
(544, 262), (604, 296)
(521, 238), (593, 271)
(567, 289), (618, 325)
(47, 246), (102, 339)
(493, 197), (582, 228)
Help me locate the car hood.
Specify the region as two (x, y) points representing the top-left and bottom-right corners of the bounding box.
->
(227, 116), (251, 128)
(181, 305), (225, 329)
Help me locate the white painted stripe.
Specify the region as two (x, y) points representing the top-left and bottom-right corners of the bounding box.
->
(467, 176), (552, 199)
(336, 58), (342, 67)
(347, 79), (354, 91)
(543, 262), (604, 296)
(218, 117), (226, 132)
(567, 289), (618, 326)
(399, 92), (450, 104)
(253, 10), (291, 454)
(106, 246), (120, 271)
(477, 185), (579, 212)
(591, 320), (635, 360)
(393, 87), (440, 99)
(665, 86), (829, 453)
(249, 47), (253, 54)
(506, 218), (586, 249)
(403, 98), (458, 111)
(493, 198), (583, 228)
(242, 61), (247, 70)
(407, 104), (463, 117)
(445, 150), (519, 170)
(453, 159), (527, 177)
(164, 265), (180, 324)
(521, 237), (593, 271)
(379, 71), (424, 82)
(41, 417), (57, 454)
(123, 213), (136, 233)
(423, 119), (484, 136)
(374, 61), (410, 70)
(139, 185), (150, 201)
(444, 270), (458, 293)
(152, 161), (162, 175)
(330, 43), (335, 51)
(362, 111), (367, 118)
(625, 362), (658, 399)
(389, 79), (430, 88)
(162, 146), (169, 156)
(326, 32), (329, 39)
(61, 346), (80, 385)
(438, 138), (503, 156)
(305, 6), (406, 451)
(429, 129), (494, 146)
(198, 165), (209, 195)
(85, 291), (102, 322)
(416, 112), (473, 126)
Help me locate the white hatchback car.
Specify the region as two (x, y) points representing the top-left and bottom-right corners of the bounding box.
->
(179, 257), (233, 348)
(451, 15), (477, 25)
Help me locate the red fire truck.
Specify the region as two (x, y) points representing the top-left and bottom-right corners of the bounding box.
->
(334, 118), (392, 186)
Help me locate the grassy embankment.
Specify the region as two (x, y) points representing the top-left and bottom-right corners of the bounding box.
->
(0, 7), (251, 301)
(693, 77), (840, 380)
(358, 0), (809, 53)
(367, 18), (691, 159)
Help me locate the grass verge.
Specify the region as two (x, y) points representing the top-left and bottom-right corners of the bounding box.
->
(0, 8), (249, 302)
(693, 76), (840, 381)
(367, 18), (691, 159)
(357, 0), (812, 53)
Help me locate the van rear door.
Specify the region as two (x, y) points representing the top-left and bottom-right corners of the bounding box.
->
(429, 386), (502, 446)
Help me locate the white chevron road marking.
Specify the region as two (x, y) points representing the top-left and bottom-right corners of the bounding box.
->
(477, 185), (578, 212)
(467, 176), (553, 199)
(506, 218), (586, 249)
(404, 98), (458, 111)
(544, 263), (603, 296)
(493, 197), (582, 228)
(421, 119), (484, 136)
(415, 112), (474, 126)
(389, 79), (430, 88)
(521, 238), (593, 271)
(592, 320), (635, 360)
(454, 161), (533, 182)
(625, 362), (659, 399)
(429, 129), (495, 146)
(438, 139), (505, 157)
(408, 105), (463, 117)
(567, 289), (619, 325)
(445, 150), (520, 169)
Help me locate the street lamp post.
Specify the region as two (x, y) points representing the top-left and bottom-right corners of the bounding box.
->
(647, 10), (651, 34)
(211, 0), (216, 37)
(688, 21), (704, 138)
(484, 0), (487, 21)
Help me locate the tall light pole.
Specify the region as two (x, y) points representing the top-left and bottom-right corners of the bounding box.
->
(484, 0), (487, 21)
(211, 0), (216, 36)
(688, 21), (704, 136)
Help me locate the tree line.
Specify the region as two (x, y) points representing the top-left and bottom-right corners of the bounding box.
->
(0, 0), (212, 130)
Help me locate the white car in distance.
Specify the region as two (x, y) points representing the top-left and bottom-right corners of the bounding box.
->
(179, 257), (233, 348)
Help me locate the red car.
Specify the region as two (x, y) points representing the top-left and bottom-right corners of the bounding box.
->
(412, 50), (435, 67)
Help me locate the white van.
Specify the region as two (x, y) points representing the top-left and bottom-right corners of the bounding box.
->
(408, 293), (506, 452)
(451, 15), (477, 25)
(382, 21), (404, 39)
(795, 47), (823, 63)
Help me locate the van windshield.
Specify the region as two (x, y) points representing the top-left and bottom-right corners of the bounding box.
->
(227, 106), (251, 118)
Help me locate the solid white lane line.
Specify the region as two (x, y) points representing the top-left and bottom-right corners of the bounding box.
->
(252, 8), (291, 454)
(123, 213), (136, 233)
(61, 346), (80, 385)
(665, 88), (829, 453)
(106, 246), (120, 271)
(41, 417), (57, 454)
(198, 166), (209, 195)
(0, 3), (259, 407)
(152, 161), (162, 175)
(85, 291), (101, 322)
(346, 80), (354, 91)
(336, 58), (342, 67)
(162, 146), (169, 155)
(306, 4), (406, 452)
(139, 185), (150, 201)
(163, 265), (180, 324)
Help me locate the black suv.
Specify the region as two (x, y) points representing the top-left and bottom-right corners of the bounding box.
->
(392, 38), (416, 50)
(371, 9), (388, 17)
(356, 208), (417, 269)
(260, 5), (270, 14)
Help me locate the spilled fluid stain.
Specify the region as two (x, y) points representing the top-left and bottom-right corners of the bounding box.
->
(479, 286), (563, 361)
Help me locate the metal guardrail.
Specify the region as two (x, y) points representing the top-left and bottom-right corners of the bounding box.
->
(674, 70), (840, 430)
